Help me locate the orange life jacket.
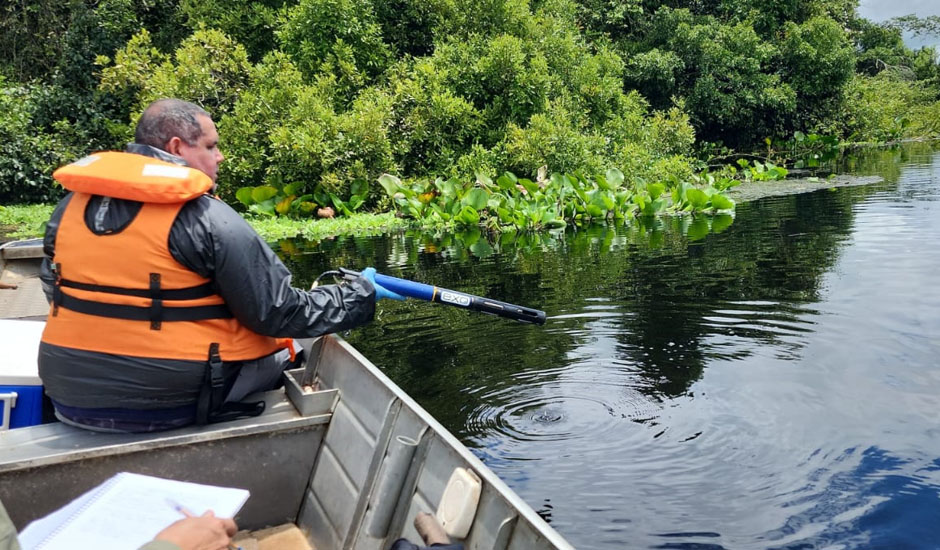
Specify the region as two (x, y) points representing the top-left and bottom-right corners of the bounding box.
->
(41, 152), (289, 363)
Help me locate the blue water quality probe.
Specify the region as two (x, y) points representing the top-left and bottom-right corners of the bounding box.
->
(336, 268), (546, 325)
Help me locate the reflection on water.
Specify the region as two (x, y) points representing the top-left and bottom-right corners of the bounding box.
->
(281, 142), (940, 549)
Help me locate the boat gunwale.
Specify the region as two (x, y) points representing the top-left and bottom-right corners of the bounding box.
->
(324, 335), (577, 550)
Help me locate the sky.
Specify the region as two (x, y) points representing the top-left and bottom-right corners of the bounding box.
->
(857, 0), (940, 22)
(857, 0), (940, 50)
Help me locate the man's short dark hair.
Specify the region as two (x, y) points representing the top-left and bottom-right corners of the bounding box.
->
(134, 99), (211, 149)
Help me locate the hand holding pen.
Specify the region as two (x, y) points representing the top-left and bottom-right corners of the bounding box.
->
(155, 499), (239, 550)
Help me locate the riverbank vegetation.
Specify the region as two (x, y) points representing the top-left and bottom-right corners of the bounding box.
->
(2, 0), (938, 235)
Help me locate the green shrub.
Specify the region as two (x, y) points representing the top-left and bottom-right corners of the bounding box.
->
(372, 0), (450, 57)
(612, 142), (695, 188)
(216, 52), (310, 198)
(851, 18), (912, 77)
(99, 28), (252, 120)
(384, 58), (483, 175)
(911, 47), (940, 88)
(645, 105), (696, 158)
(453, 145), (503, 181)
(623, 48), (684, 110)
(840, 73), (935, 141)
(180, 0), (286, 61)
(219, 51), (399, 204)
(680, 17), (796, 146)
(277, 0), (391, 95)
(429, 35), (552, 141)
(432, 0), (533, 40)
(908, 100), (940, 138)
(779, 16), (855, 127)
(572, 0), (644, 39)
(0, 80), (71, 204)
(261, 82), (395, 203)
(500, 97), (607, 176)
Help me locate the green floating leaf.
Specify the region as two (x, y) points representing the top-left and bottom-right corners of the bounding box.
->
(605, 168), (624, 188)
(456, 205), (479, 226)
(686, 188), (708, 209)
(470, 239), (494, 258)
(586, 204), (604, 217)
(283, 182), (304, 196)
(437, 177), (458, 199)
(350, 179), (369, 198)
(497, 172), (518, 191)
(249, 199), (276, 216)
(235, 187), (254, 206)
(378, 174), (401, 196)
(275, 195), (293, 215)
(519, 178), (539, 196)
(251, 185), (278, 203)
(648, 183), (666, 200)
(463, 188), (489, 211)
(710, 193), (735, 210)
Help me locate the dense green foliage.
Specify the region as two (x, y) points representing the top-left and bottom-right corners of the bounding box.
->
(2, 0), (939, 228)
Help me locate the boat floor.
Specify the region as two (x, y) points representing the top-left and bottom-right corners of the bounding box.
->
(0, 239), (48, 320)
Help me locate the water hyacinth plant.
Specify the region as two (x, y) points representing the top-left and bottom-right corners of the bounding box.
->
(378, 168), (737, 231)
(235, 179), (370, 218)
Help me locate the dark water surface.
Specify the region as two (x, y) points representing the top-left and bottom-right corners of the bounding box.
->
(282, 143), (940, 550)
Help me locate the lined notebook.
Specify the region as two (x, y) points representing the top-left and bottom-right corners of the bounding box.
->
(19, 472), (250, 550)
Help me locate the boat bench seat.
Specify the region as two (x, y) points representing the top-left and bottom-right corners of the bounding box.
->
(0, 388), (331, 531)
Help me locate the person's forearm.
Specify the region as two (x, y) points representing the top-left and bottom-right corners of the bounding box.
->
(243, 277), (376, 338)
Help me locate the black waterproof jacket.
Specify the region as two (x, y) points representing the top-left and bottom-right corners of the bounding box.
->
(39, 144), (376, 410)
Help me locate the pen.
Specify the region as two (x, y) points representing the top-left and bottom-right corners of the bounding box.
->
(165, 498), (195, 517)
(167, 499), (242, 550)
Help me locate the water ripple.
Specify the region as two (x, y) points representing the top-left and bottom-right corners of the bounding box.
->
(464, 366), (660, 449)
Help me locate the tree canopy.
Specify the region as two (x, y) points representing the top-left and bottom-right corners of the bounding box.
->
(1, 0), (938, 206)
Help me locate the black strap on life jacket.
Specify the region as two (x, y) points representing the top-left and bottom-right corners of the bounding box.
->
(196, 343), (265, 426)
(52, 262), (63, 317)
(58, 278), (217, 299)
(52, 271), (232, 329)
(149, 273), (163, 330)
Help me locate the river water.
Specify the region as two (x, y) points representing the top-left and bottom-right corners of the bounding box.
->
(285, 142), (940, 549)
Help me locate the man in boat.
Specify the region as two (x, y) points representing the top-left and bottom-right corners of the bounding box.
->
(37, 98), (402, 432)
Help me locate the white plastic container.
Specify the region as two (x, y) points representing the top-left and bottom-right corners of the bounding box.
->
(435, 467), (482, 539)
(0, 319), (45, 429)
